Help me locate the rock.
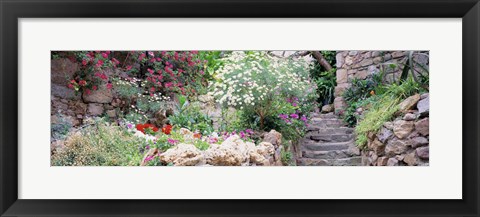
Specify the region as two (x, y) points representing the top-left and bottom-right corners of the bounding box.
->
(403, 152), (417, 166)
(417, 95), (429, 117)
(415, 118), (429, 136)
(82, 87), (113, 103)
(334, 83), (351, 97)
(87, 103), (104, 116)
(377, 127), (393, 143)
(420, 93), (429, 100)
(383, 121), (394, 130)
(159, 144), (205, 166)
(68, 100), (87, 116)
(403, 113), (417, 121)
(336, 69), (348, 84)
(387, 158), (399, 166)
(204, 135), (249, 166)
(385, 139), (408, 157)
(263, 130), (282, 148)
(51, 84), (80, 100)
(141, 148), (159, 166)
(368, 138), (385, 156)
(416, 146), (429, 159)
(50, 140), (65, 153)
(106, 110), (116, 118)
(336, 53), (344, 68)
(393, 120), (414, 139)
(250, 142), (274, 166)
(51, 58), (79, 85)
(154, 110), (167, 127)
(179, 128), (195, 142)
(398, 94), (420, 113)
(334, 97), (347, 112)
(377, 157), (389, 166)
(409, 136), (429, 148)
(321, 104), (334, 113)
(256, 142), (275, 157)
(354, 70), (369, 79)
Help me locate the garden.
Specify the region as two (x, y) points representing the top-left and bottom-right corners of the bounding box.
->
(50, 50), (429, 166)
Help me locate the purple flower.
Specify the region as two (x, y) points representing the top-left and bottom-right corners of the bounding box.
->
(245, 129), (254, 134)
(144, 155), (155, 163)
(239, 131), (245, 138)
(279, 114), (288, 120)
(300, 115), (308, 122)
(127, 123), (133, 129)
(290, 113), (299, 119)
(167, 138), (178, 145)
(292, 102), (297, 107)
(145, 145), (150, 150)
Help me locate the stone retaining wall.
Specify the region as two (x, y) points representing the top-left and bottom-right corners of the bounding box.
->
(334, 51), (429, 112)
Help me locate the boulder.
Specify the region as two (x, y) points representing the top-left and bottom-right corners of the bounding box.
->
(368, 138), (385, 156)
(416, 146), (429, 160)
(159, 144), (205, 166)
(321, 104), (334, 113)
(82, 87), (113, 103)
(385, 139), (409, 157)
(409, 136), (429, 148)
(87, 103), (104, 116)
(377, 156), (389, 166)
(398, 94), (420, 113)
(106, 110), (116, 118)
(263, 130), (282, 148)
(403, 152), (418, 166)
(417, 95), (430, 117)
(204, 135), (249, 166)
(377, 127), (393, 143)
(393, 120), (414, 139)
(403, 113), (417, 121)
(51, 58), (79, 85)
(387, 158), (399, 166)
(415, 118), (429, 136)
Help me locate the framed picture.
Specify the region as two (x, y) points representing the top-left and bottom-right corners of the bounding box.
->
(1, 0), (478, 216)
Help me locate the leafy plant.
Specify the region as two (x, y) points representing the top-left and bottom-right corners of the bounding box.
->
(168, 95), (214, 135)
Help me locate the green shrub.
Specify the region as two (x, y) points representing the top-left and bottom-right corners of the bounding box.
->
(51, 120), (149, 166)
(168, 95), (214, 135)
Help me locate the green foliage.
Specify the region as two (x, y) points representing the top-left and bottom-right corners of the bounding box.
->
(211, 51), (317, 130)
(168, 96), (214, 135)
(51, 113), (73, 140)
(312, 69), (336, 105)
(51, 120), (147, 166)
(354, 77), (423, 148)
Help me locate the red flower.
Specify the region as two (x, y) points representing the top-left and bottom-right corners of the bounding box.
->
(193, 133), (201, 139)
(101, 53), (108, 58)
(162, 124), (173, 135)
(79, 80), (87, 86)
(92, 85), (98, 91)
(136, 123), (159, 134)
(85, 89), (91, 95)
(82, 59), (87, 66)
(106, 83), (113, 90)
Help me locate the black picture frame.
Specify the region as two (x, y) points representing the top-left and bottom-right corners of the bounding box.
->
(1, 0), (479, 216)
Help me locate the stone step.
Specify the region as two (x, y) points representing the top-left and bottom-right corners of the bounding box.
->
(301, 140), (354, 151)
(301, 150), (349, 159)
(308, 127), (354, 136)
(318, 112), (337, 119)
(309, 133), (354, 142)
(299, 157), (363, 166)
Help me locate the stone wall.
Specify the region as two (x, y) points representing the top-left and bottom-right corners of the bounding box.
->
(361, 93), (430, 166)
(334, 51), (429, 112)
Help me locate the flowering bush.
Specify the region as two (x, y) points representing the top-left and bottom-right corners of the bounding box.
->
(210, 51), (317, 129)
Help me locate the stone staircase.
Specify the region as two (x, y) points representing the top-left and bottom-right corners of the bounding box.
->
(298, 112), (361, 166)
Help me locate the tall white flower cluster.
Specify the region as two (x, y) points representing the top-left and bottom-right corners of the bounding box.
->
(210, 51), (314, 110)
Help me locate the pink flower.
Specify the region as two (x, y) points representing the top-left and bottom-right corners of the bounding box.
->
(147, 68), (154, 74)
(101, 53), (108, 58)
(92, 85), (98, 91)
(79, 80), (87, 86)
(106, 83), (113, 89)
(82, 59), (87, 66)
(68, 83), (74, 89)
(167, 138), (178, 145)
(85, 89), (91, 95)
(96, 59), (104, 67)
(126, 65), (132, 71)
